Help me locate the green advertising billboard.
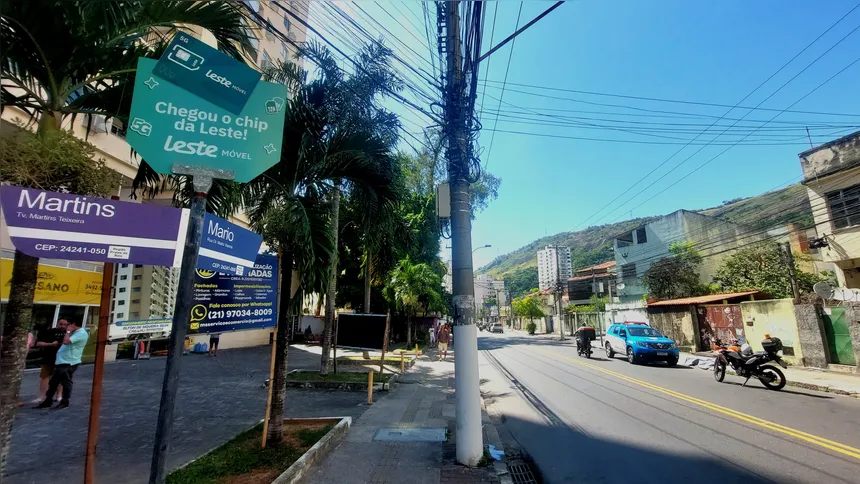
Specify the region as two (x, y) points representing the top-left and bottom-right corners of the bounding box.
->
(127, 57), (287, 182)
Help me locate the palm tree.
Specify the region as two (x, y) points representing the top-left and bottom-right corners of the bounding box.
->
(241, 81), (398, 445)
(387, 258), (443, 347)
(0, 0), (251, 468)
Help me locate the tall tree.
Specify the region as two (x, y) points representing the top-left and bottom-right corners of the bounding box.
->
(642, 242), (708, 300)
(713, 243), (829, 298)
(0, 0), (249, 469)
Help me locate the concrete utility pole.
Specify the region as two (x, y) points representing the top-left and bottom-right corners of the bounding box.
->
(555, 247), (565, 340)
(444, 0), (483, 466)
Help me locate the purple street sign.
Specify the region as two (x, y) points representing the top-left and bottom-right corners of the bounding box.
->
(0, 186), (188, 267)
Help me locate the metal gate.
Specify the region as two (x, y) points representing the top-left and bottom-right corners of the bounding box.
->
(702, 305), (745, 347)
(823, 307), (857, 365)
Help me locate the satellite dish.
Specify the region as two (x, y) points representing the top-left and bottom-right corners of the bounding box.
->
(617, 283), (626, 290)
(813, 281), (834, 299)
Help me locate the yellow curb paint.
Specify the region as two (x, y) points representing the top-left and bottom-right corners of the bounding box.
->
(531, 347), (860, 460)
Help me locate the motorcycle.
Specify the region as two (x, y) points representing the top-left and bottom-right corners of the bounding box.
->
(712, 335), (788, 391)
(575, 327), (595, 359)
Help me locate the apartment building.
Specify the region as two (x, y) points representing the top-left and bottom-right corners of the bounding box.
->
(1, 2), (308, 355)
(537, 245), (572, 291)
(474, 274), (506, 321)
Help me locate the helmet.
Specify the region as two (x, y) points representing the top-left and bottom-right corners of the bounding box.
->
(740, 343), (753, 357)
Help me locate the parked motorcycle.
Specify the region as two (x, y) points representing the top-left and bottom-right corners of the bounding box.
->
(713, 335), (788, 390)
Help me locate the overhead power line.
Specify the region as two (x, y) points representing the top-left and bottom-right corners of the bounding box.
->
(574, 6), (860, 230)
(477, 1), (564, 63)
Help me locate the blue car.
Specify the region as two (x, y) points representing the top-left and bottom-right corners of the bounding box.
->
(604, 323), (679, 366)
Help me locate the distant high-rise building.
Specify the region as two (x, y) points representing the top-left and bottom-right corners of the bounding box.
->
(537, 246), (572, 291)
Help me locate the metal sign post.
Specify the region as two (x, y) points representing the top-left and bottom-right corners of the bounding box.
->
(149, 165), (233, 484)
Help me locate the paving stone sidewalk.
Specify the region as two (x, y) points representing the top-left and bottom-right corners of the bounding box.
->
(4, 344), (375, 484)
(298, 350), (506, 484)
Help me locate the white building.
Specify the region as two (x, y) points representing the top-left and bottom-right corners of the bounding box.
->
(474, 274), (506, 320)
(537, 245), (572, 291)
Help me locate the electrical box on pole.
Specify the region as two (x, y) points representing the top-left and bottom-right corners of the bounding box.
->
(436, 182), (451, 219)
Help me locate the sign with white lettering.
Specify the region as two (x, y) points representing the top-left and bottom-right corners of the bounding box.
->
(109, 318), (173, 341)
(126, 57), (286, 182)
(0, 186), (188, 267)
(154, 32), (262, 114)
(190, 255), (278, 333)
(195, 213), (263, 276)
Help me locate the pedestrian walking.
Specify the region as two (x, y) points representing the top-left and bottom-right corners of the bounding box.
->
(429, 324), (436, 348)
(209, 332), (222, 356)
(437, 325), (451, 361)
(33, 319), (88, 409)
(32, 319), (68, 403)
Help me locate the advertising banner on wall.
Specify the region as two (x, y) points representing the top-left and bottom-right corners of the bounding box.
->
(0, 259), (103, 305)
(0, 186), (188, 267)
(189, 254), (278, 333)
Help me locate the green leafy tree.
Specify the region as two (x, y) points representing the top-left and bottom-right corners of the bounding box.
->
(385, 258), (443, 347)
(643, 241), (709, 300)
(512, 296), (545, 332)
(0, 0), (250, 465)
(713, 243), (829, 298)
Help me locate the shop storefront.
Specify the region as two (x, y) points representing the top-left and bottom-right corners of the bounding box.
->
(1, 255), (103, 366)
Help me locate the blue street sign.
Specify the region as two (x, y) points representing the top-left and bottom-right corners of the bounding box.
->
(196, 213), (263, 276)
(154, 32), (261, 114)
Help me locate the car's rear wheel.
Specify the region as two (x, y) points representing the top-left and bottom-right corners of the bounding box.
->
(605, 342), (614, 358)
(627, 347), (637, 365)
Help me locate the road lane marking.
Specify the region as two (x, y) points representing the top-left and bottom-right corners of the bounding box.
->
(532, 347), (860, 460)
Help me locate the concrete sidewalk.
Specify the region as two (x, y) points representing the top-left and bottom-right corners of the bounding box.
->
(298, 350), (508, 484)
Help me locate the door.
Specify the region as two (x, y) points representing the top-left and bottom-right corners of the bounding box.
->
(703, 305), (745, 346)
(613, 326), (628, 352)
(823, 307), (857, 365)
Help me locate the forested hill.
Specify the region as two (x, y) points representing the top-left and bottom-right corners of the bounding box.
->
(481, 184), (813, 297)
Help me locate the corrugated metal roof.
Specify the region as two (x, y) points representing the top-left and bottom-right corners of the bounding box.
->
(647, 290), (759, 307)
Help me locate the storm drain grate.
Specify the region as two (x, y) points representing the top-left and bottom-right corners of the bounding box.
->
(507, 462), (538, 484)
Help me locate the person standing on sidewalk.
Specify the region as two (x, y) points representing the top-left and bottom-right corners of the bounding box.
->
(437, 325), (451, 361)
(33, 319), (68, 403)
(209, 332), (222, 356)
(34, 319), (88, 409)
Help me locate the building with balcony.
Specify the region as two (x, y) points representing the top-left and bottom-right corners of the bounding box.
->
(799, 130), (860, 288)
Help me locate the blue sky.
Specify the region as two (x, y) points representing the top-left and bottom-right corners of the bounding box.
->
(303, 1), (860, 269)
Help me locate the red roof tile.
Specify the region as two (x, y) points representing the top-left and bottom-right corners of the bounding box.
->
(647, 291), (760, 307)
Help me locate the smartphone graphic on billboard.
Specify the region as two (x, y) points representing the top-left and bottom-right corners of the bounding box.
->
(167, 45), (204, 71)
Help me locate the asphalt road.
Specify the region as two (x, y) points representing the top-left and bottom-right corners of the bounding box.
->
(477, 331), (860, 484)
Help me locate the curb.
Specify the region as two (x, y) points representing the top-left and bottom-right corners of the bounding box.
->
(272, 416), (352, 484)
(682, 356), (860, 398)
(482, 398), (514, 484)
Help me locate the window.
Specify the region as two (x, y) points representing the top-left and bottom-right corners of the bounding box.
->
(261, 51), (273, 70)
(120, 275), (128, 281)
(283, 17), (291, 32)
(135, 264), (143, 268)
(132, 299), (141, 304)
(636, 227), (647, 244)
(265, 29), (275, 41)
(133, 275), (142, 281)
(827, 184), (860, 229)
(621, 263), (636, 281)
(280, 42), (288, 59)
(121, 264), (129, 268)
(117, 300), (125, 306)
(132, 287), (141, 292)
(243, 0), (261, 12)
(130, 312), (140, 319)
(118, 287), (126, 293)
(116, 313), (124, 319)
(616, 231), (634, 248)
